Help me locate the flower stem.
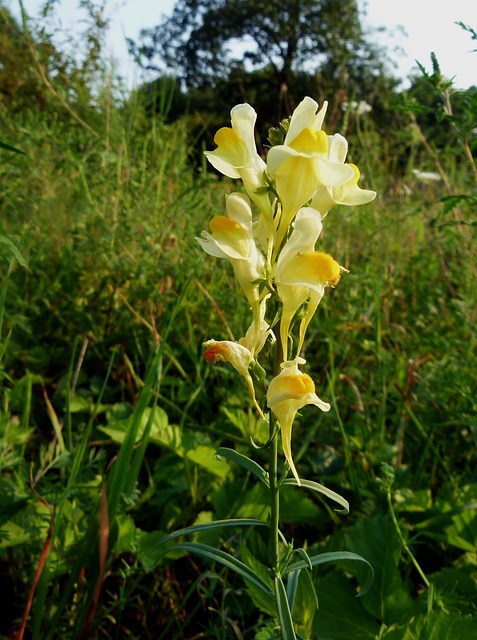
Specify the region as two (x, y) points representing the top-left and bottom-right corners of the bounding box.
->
(386, 487), (431, 590)
(268, 411), (280, 571)
(268, 327), (283, 571)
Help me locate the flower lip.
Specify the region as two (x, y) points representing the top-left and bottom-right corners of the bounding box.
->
(285, 252), (342, 287)
(204, 343), (229, 363)
(289, 128), (329, 156)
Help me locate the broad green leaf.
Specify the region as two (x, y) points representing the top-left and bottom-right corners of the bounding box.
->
(414, 485), (477, 552)
(187, 444), (230, 477)
(280, 485), (324, 525)
(222, 406), (269, 443)
(114, 514), (138, 554)
(215, 446), (269, 485)
(345, 514), (413, 622)
(138, 530), (183, 572)
(312, 572), (380, 639)
(275, 575), (297, 639)
(281, 478), (349, 514)
(99, 406), (181, 449)
(0, 520), (29, 548)
(240, 544), (276, 617)
(394, 488), (433, 512)
(431, 567), (477, 615)
(381, 610), (477, 639)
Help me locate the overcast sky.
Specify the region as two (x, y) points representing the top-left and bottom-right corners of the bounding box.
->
(10, 0), (477, 89)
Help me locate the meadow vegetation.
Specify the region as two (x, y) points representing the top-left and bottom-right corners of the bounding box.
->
(0, 4), (476, 639)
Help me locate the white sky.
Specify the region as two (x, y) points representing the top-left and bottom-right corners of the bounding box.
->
(9, 0), (477, 89)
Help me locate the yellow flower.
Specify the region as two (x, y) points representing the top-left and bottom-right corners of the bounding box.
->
(273, 208), (345, 360)
(196, 192), (265, 317)
(267, 357), (330, 484)
(267, 97), (354, 241)
(205, 104), (272, 217)
(311, 134), (376, 217)
(203, 339), (264, 418)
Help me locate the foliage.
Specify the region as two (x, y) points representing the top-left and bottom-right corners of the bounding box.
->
(0, 4), (476, 639)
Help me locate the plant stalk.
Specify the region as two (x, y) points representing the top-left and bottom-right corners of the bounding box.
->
(268, 327), (283, 571)
(268, 411), (280, 571)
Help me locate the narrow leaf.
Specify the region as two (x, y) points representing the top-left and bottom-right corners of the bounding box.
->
(286, 570), (301, 613)
(282, 478), (349, 514)
(216, 447), (269, 485)
(154, 518), (268, 547)
(154, 542), (275, 599)
(0, 233), (27, 266)
(0, 140), (27, 155)
(284, 551), (374, 596)
(275, 576), (298, 639)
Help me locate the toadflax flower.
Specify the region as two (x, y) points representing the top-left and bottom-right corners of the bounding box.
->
(274, 208), (346, 361)
(196, 192), (265, 335)
(267, 97), (354, 244)
(203, 339), (264, 418)
(267, 357), (330, 484)
(205, 103), (273, 217)
(311, 134), (376, 218)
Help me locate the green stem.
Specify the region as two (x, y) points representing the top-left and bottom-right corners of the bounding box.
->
(268, 328), (283, 571)
(269, 411), (280, 571)
(386, 488), (431, 590)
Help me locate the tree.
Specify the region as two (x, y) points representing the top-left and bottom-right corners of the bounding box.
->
(134, 0), (377, 114)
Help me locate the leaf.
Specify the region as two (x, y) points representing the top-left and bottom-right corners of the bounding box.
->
(0, 139), (27, 155)
(312, 572), (380, 640)
(138, 530), (182, 572)
(280, 485), (324, 525)
(286, 570), (301, 612)
(153, 517), (268, 547)
(275, 575), (297, 639)
(291, 569), (319, 639)
(187, 444), (230, 477)
(215, 447), (269, 485)
(284, 551), (374, 596)
(0, 520), (30, 548)
(152, 542), (275, 599)
(0, 232), (27, 266)
(114, 515), (138, 554)
(431, 567), (477, 615)
(440, 194), (476, 215)
(345, 514), (413, 622)
(381, 610), (477, 639)
(281, 478), (349, 514)
(240, 544), (276, 617)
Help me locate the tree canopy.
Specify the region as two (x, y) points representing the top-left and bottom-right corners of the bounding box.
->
(134, 0), (388, 104)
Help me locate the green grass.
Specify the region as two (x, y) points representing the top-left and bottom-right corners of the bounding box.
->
(1, 62), (477, 639)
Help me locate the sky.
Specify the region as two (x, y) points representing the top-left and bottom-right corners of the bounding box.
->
(9, 0), (477, 90)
